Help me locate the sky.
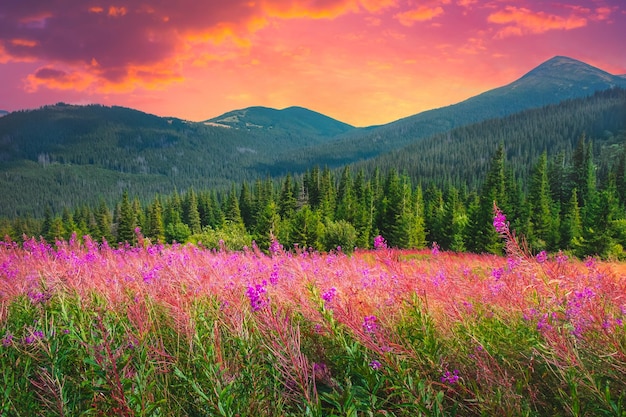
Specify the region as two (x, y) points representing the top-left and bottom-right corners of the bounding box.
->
(0, 1), (624, 127)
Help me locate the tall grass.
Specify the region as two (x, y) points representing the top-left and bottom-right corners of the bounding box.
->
(1, 229), (625, 416)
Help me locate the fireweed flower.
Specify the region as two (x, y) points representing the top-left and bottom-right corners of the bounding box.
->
(493, 206), (509, 235)
(269, 239), (283, 256)
(321, 287), (337, 304)
(369, 360), (382, 370)
(2, 332), (13, 347)
(246, 281), (268, 312)
(536, 251), (547, 263)
(363, 315), (378, 333)
(431, 242), (440, 256)
(373, 235), (387, 250)
(441, 369), (460, 384)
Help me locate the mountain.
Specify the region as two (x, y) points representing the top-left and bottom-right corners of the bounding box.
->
(0, 103), (354, 216)
(358, 87), (626, 188)
(0, 110), (8, 117)
(0, 56), (624, 217)
(204, 106), (354, 138)
(268, 56), (626, 170)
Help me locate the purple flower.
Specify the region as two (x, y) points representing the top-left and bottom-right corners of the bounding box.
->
(492, 207), (508, 235)
(536, 251), (547, 263)
(269, 239), (283, 256)
(369, 360), (382, 370)
(491, 267), (504, 280)
(373, 235), (387, 250)
(2, 332), (13, 347)
(431, 242), (440, 256)
(269, 264), (280, 285)
(246, 281), (268, 312)
(441, 369), (460, 384)
(363, 315), (378, 333)
(321, 287), (337, 304)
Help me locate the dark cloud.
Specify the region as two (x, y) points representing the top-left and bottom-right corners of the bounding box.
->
(0, 1), (265, 83)
(33, 66), (68, 80)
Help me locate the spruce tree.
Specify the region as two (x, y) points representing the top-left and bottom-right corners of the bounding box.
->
(116, 190), (136, 244)
(527, 152), (555, 251)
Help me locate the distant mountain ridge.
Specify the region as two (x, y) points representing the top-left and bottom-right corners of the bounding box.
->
(205, 106), (355, 137)
(268, 56), (626, 170)
(0, 110), (8, 117)
(0, 55), (625, 216)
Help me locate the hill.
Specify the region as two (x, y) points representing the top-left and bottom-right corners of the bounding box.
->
(0, 110), (8, 117)
(204, 106), (355, 139)
(0, 104), (353, 216)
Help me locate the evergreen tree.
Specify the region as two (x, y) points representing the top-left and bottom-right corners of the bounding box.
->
(424, 185), (445, 246)
(40, 206), (53, 240)
(254, 200), (281, 250)
(147, 196), (165, 243)
(560, 188), (582, 250)
(239, 182), (255, 231)
(224, 185), (244, 226)
(441, 186), (467, 252)
(47, 216), (66, 243)
(319, 167), (336, 221)
(278, 174), (297, 219)
(183, 188), (202, 235)
(61, 207), (78, 240)
(335, 166), (356, 223)
(116, 191), (136, 244)
(409, 185), (427, 249)
(96, 199), (113, 242)
(467, 145), (507, 254)
(289, 205), (323, 251)
(527, 152), (556, 251)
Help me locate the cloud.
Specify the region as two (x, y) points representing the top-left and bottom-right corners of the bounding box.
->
(0, 0), (397, 93)
(488, 6), (587, 38)
(395, 6), (445, 26)
(25, 66), (93, 92)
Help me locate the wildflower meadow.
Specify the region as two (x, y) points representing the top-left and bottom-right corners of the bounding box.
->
(1, 211), (625, 416)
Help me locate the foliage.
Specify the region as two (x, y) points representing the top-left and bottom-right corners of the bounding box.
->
(1, 223), (626, 415)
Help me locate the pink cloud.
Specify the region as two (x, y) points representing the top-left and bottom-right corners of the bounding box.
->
(0, 0), (402, 93)
(488, 5), (588, 38)
(395, 6), (445, 26)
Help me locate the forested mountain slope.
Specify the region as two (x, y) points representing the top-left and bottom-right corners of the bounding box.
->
(270, 56), (626, 171)
(0, 104), (352, 216)
(204, 106), (355, 139)
(356, 88), (626, 188)
(1, 57), (624, 217)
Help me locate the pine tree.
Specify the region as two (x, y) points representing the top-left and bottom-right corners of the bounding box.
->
(409, 185), (427, 249)
(147, 196), (165, 243)
(183, 188), (202, 235)
(116, 191), (136, 244)
(560, 188), (582, 250)
(319, 167), (336, 221)
(527, 152), (555, 251)
(468, 144), (507, 254)
(239, 182), (255, 231)
(61, 207), (78, 240)
(278, 174), (297, 219)
(335, 166), (356, 223)
(224, 185), (244, 226)
(289, 205), (323, 251)
(96, 199), (113, 242)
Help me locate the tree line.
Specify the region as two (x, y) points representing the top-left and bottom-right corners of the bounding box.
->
(2, 135), (626, 259)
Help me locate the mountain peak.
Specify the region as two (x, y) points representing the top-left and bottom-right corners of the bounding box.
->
(204, 106), (354, 137)
(519, 55), (616, 84)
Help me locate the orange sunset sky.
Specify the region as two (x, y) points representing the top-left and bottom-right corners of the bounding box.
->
(1, 0), (625, 126)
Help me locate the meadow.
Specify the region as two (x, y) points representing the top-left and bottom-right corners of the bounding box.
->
(1, 215), (625, 416)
